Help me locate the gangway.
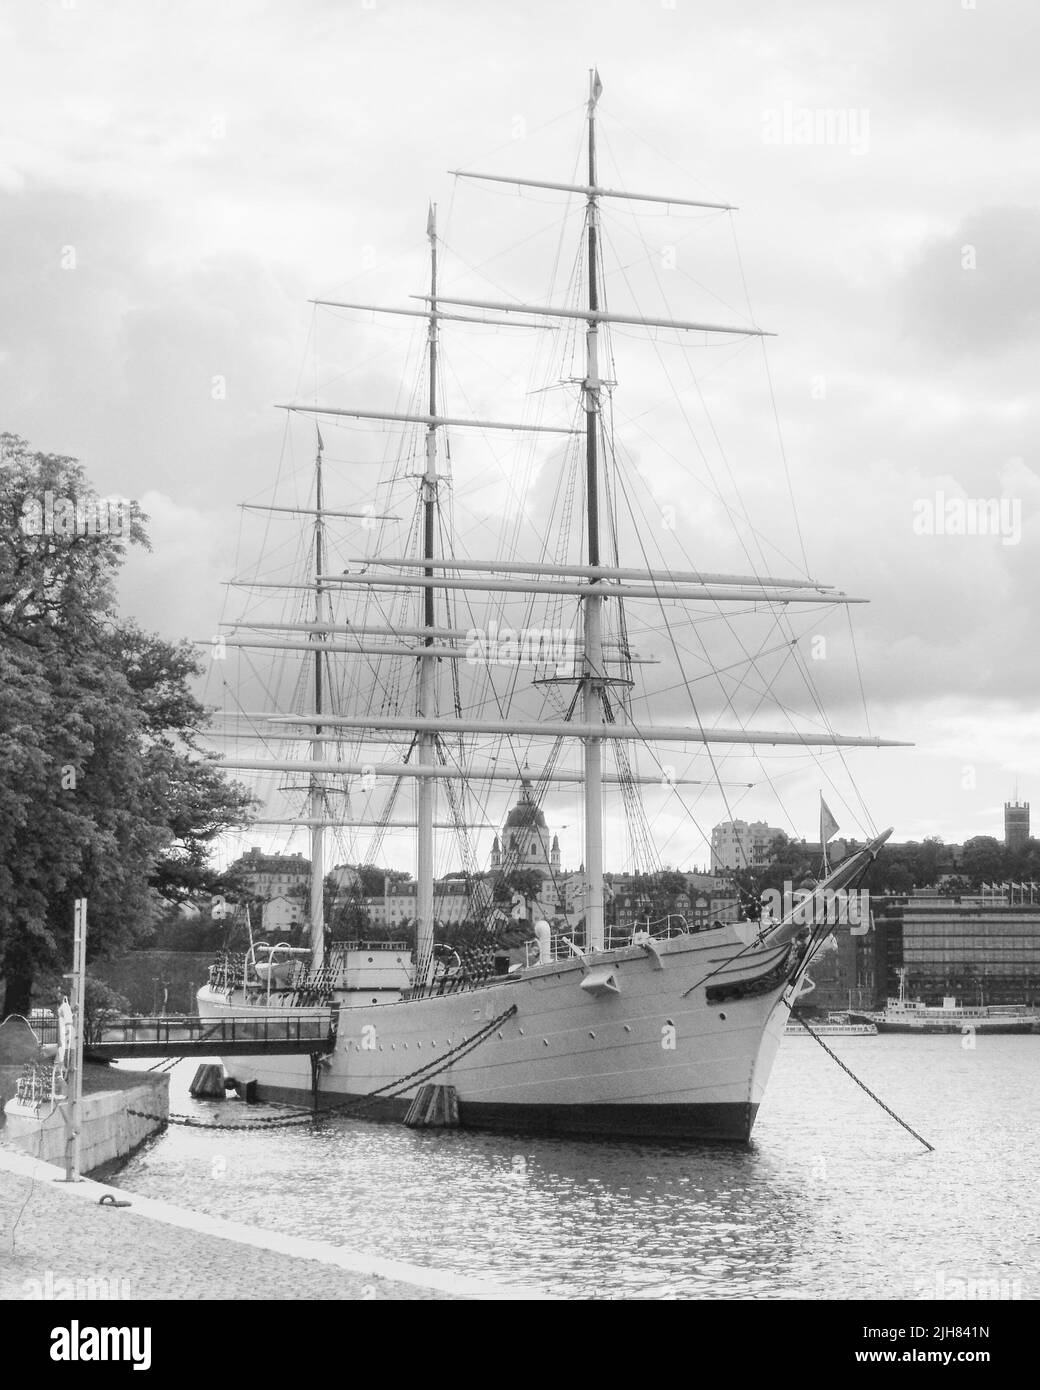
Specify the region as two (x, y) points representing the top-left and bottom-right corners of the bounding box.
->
(30, 1012), (337, 1061)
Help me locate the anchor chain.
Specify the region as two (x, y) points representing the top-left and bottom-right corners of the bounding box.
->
(127, 1003), (518, 1132)
(787, 1006), (935, 1153)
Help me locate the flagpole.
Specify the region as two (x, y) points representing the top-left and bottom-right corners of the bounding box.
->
(820, 793), (829, 876)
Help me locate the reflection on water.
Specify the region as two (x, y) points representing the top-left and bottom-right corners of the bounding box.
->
(111, 1036), (1040, 1299)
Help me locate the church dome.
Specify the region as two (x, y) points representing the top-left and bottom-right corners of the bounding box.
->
(503, 780), (548, 831)
(504, 800), (547, 830)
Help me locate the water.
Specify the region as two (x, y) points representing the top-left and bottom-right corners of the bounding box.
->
(110, 1036), (1039, 1299)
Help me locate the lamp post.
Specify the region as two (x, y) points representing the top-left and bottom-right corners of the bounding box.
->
(60, 898), (87, 1183)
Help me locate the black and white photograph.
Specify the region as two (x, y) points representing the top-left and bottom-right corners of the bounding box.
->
(0, 0), (1036, 1343)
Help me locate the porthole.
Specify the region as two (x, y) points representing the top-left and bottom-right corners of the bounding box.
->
(719, 1012), (727, 1021)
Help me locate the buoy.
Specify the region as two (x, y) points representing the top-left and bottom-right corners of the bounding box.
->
(189, 1064), (226, 1099)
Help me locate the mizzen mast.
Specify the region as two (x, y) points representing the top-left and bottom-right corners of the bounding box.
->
(415, 203), (440, 988)
(309, 427), (327, 971)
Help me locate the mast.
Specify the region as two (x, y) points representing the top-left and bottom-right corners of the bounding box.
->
(309, 428), (326, 971)
(584, 68), (605, 952)
(416, 203), (439, 987)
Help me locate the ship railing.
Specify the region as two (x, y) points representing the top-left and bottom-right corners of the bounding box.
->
(208, 952), (246, 992)
(329, 939), (409, 953)
(606, 915), (699, 948)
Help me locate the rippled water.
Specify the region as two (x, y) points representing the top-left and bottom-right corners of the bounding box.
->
(110, 1036), (1039, 1299)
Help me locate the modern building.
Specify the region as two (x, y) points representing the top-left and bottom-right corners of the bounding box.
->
(1005, 800), (1030, 851)
(837, 891), (1040, 1008)
(900, 894), (1040, 1004)
(710, 819), (785, 873)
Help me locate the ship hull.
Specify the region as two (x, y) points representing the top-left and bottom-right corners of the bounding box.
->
(197, 928), (800, 1143)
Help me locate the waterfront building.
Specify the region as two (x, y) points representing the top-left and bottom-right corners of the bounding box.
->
(363, 877), (483, 929)
(857, 892), (1040, 1007)
(900, 894), (1040, 1004)
(260, 893), (304, 936)
(710, 819), (785, 873)
(231, 847), (310, 899)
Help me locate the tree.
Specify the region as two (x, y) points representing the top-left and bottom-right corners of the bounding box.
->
(0, 435), (254, 1015)
(960, 836), (1007, 887)
(494, 869), (544, 908)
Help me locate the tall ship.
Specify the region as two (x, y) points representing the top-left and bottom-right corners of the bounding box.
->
(197, 73), (901, 1141)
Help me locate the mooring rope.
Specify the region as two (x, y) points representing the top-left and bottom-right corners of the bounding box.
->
(787, 1006), (935, 1153)
(127, 1003), (519, 1132)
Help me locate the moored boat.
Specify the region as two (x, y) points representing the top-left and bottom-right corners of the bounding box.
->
(197, 73), (901, 1141)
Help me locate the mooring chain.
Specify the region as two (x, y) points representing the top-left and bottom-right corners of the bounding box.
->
(788, 1007), (935, 1153)
(127, 1003), (519, 1132)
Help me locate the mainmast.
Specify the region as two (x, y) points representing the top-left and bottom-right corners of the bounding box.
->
(309, 428), (326, 971)
(583, 68), (605, 952)
(415, 204), (439, 987)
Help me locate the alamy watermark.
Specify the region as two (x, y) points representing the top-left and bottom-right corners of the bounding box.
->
(23, 1270), (133, 1299)
(758, 882), (871, 932)
(913, 492), (1021, 546)
(762, 101), (870, 155)
(914, 1268), (1023, 1300)
(15, 489), (131, 538)
(466, 622), (578, 677)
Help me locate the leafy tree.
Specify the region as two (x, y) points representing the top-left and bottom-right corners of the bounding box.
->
(493, 869), (544, 907)
(82, 977), (133, 1049)
(960, 836), (1007, 886)
(0, 435), (254, 1015)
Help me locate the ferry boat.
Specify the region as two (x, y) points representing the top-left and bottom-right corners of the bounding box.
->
(784, 1014), (877, 1037)
(196, 73), (901, 1141)
(866, 971), (1040, 1035)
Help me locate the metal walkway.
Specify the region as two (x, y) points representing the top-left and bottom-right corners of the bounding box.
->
(34, 1013), (337, 1060)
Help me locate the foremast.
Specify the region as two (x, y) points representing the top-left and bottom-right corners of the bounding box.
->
(583, 69), (605, 952)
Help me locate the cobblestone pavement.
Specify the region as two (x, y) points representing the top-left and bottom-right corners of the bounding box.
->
(0, 1167), (456, 1301)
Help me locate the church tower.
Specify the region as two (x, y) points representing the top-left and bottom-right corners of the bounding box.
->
(497, 779), (554, 879)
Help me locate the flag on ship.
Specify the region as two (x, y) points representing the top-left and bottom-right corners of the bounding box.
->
(820, 796), (840, 844)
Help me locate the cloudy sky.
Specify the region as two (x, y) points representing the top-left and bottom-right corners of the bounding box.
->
(2, 0), (1037, 873)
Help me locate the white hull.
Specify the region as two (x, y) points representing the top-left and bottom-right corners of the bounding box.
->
(197, 927), (804, 1142)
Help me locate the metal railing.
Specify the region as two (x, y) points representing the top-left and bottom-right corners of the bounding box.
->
(97, 1012), (335, 1048)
